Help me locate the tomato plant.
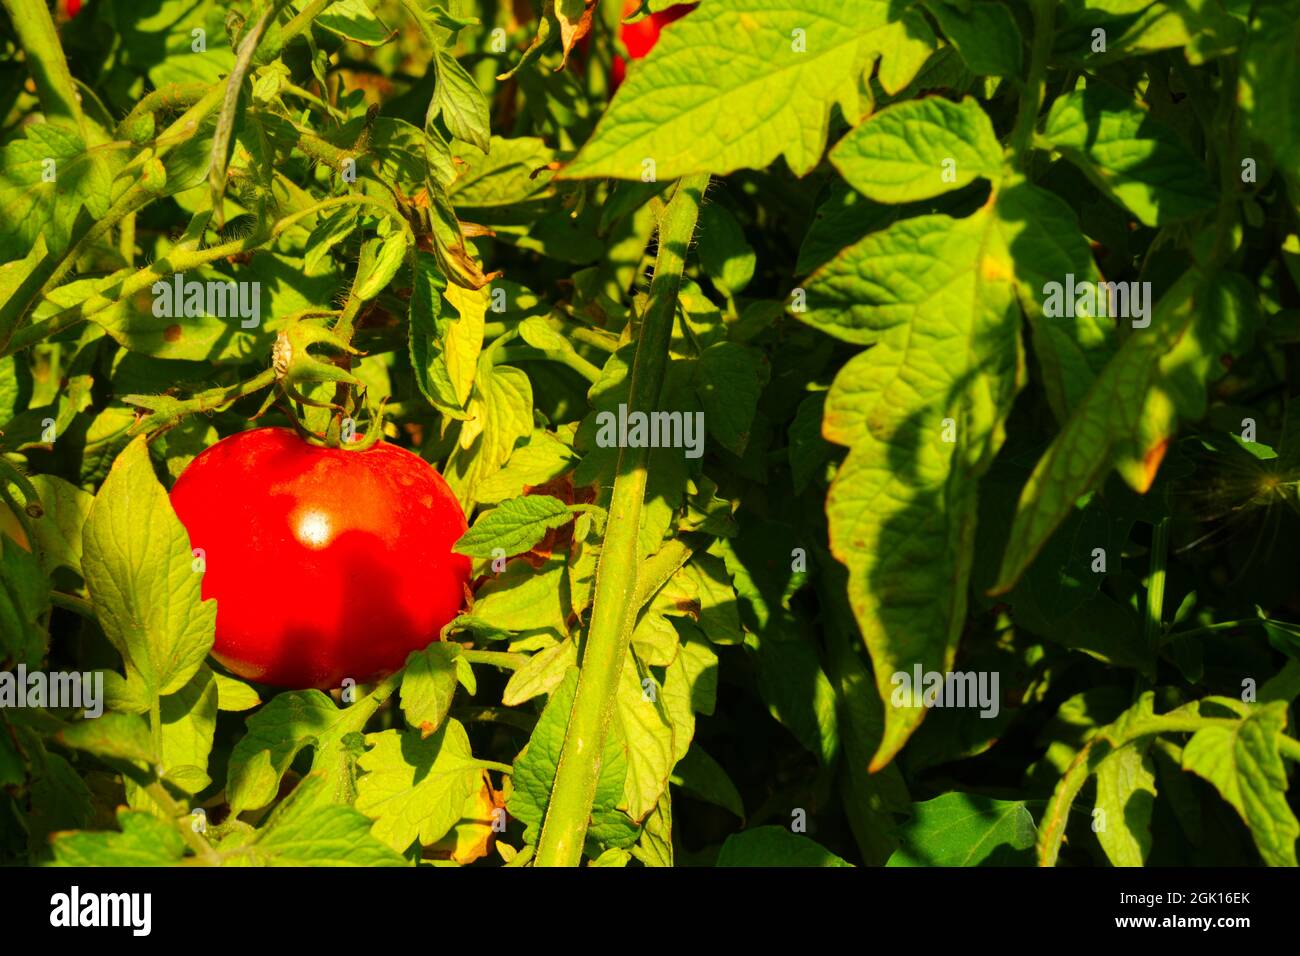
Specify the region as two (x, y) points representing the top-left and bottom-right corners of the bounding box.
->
(1, 0), (1300, 873)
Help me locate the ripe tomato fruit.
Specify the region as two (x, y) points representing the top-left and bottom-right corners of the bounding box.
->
(170, 427), (471, 689)
(611, 1), (695, 90)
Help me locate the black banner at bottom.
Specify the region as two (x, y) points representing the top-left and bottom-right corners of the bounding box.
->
(2, 865), (1283, 943)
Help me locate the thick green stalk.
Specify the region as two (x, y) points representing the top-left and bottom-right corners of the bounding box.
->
(2, 0), (85, 130)
(1009, 0), (1054, 170)
(534, 174), (709, 868)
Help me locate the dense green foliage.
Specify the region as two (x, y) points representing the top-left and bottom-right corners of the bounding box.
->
(1, 0), (1299, 867)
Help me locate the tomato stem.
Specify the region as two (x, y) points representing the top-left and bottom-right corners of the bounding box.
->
(1008, 0), (1054, 172)
(534, 173), (709, 868)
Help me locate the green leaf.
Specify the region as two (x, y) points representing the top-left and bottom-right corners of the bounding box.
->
(26, 474), (93, 576)
(562, 0), (931, 180)
(830, 96), (1002, 204)
(302, 207), (358, 273)
(241, 774), (407, 866)
(789, 392), (831, 493)
(994, 269), (1258, 593)
(214, 673), (261, 712)
(694, 342), (765, 456)
(1041, 84), (1216, 227)
(696, 203), (755, 295)
(1094, 738), (1157, 866)
(660, 622), (718, 762)
(51, 810), (185, 866)
(1182, 702), (1299, 867)
(355, 721), (483, 852)
(923, 0), (1023, 77)
(1239, 2), (1300, 189)
(749, 629), (839, 766)
(0, 234), (51, 349)
(454, 494), (580, 558)
(616, 652), (677, 822)
(431, 49), (491, 153)
(312, 0), (396, 46)
(887, 793), (1036, 866)
(445, 361), (533, 509)
(0, 532), (49, 668)
(152, 665), (219, 794)
(81, 436), (216, 699)
(400, 643), (467, 736)
(55, 711), (155, 767)
(716, 826), (852, 867)
(449, 136), (555, 208)
(0, 121), (113, 260)
(669, 743), (745, 820)
(471, 555), (568, 634)
(474, 431), (578, 506)
(226, 690), (345, 812)
(356, 229), (410, 301)
(630, 791), (673, 867)
(502, 638), (577, 707)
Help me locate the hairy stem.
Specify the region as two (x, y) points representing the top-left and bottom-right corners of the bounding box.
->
(1009, 0), (1055, 171)
(533, 173), (709, 868)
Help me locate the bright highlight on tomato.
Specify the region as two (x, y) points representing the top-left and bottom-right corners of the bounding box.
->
(169, 427), (471, 689)
(611, 1), (695, 89)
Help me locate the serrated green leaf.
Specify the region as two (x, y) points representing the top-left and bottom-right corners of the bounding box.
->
(1094, 738), (1157, 866)
(240, 774), (407, 866)
(1182, 702), (1299, 867)
(214, 673), (261, 712)
(661, 621), (718, 762)
(1041, 84), (1216, 227)
(445, 361), (534, 509)
(562, 0), (930, 180)
(355, 721), (482, 852)
(502, 637), (577, 706)
(831, 95), (1002, 203)
(356, 229), (410, 301)
(431, 49), (490, 153)
(454, 494), (577, 558)
(0, 122), (113, 260)
(26, 474), (93, 576)
(81, 437), (215, 699)
(471, 555), (568, 634)
(994, 269), (1257, 593)
(400, 643), (465, 736)
(226, 690), (344, 812)
(312, 0), (396, 46)
(51, 810), (185, 866)
(55, 711), (155, 767)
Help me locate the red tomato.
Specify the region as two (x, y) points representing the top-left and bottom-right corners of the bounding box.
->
(64, 0), (82, 18)
(170, 427), (471, 689)
(612, 1), (695, 90)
